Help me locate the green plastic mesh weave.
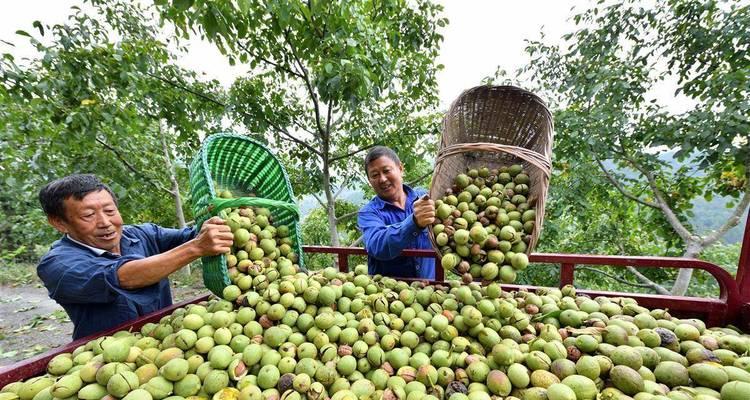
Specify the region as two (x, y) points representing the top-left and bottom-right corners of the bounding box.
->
(189, 133), (303, 296)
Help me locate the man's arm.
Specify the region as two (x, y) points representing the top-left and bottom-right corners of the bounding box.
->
(117, 217), (233, 289)
(358, 196), (436, 261)
(150, 224), (197, 253)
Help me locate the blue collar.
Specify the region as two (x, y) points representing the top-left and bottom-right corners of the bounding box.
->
(372, 185), (418, 210)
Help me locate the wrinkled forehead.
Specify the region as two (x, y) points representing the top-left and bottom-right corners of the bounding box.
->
(63, 189), (117, 212)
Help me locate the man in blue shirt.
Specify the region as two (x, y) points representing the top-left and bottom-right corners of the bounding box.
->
(37, 174), (233, 339)
(358, 146), (436, 280)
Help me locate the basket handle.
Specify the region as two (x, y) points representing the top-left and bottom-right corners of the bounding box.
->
(195, 197), (300, 227)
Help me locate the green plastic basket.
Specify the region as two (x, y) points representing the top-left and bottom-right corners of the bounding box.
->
(189, 133), (304, 296)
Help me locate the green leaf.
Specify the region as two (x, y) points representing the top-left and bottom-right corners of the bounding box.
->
(532, 310), (562, 322)
(173, 0), (194, 12)
(297, 0), (311, 21)
(15, 30), (31, 37)
(238, 0), (250, 14)
(32, 21), (44, 36)
(0, 351), (18, 359)
(203, 8), (218, 39)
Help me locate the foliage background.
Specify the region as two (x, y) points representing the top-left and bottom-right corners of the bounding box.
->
(0, 0), (746, 299)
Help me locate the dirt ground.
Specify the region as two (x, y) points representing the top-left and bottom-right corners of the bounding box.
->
(0, 283), (207, 367)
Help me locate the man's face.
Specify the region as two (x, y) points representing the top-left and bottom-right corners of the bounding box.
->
(49, 190), (123, 253)
(367, 156), (404, 202)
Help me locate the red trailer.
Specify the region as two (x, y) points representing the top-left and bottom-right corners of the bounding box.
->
(1, 213), (749, 386)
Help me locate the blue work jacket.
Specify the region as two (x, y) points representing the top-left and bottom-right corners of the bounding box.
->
(357, 185), (435, 280)
(37, 223), (195, 339)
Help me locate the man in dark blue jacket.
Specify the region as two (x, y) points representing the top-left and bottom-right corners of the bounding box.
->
(37, 174), (233, 339)
(358, 146), (436, 280)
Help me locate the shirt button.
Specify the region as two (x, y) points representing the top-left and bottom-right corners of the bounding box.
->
(413, 232), (418, 237)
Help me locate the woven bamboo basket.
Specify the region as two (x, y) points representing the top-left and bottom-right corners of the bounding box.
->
(189, 133), (303, 296)
(429, 85), (553, 261)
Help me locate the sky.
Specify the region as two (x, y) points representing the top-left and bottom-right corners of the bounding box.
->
(0, 0), (584, 109)
(435, 1), (580, 107)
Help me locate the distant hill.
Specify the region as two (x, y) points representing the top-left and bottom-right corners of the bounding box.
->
(602, 151), (747, 244)
(299, 189), (368, 222)
(690, 196), (747, 244)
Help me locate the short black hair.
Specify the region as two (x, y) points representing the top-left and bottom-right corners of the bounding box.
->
(39, 174), (118, 220)
(364, 146), (401, 174)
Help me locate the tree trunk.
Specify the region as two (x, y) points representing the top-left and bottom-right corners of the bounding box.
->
(668, 186), (750, 295)
(319, 121), (340, 248)
(670, 240), (704, 296)
(325, 187), (339, 247)
(161, 129), (190, 278)
(321, 164), (340, 247)
(168, 168), (186, 229)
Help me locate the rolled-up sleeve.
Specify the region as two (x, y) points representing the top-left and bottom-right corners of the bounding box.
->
(38, 253), (161, 306)
(358, 208), (421, 260)
(141, 223), (195, 253)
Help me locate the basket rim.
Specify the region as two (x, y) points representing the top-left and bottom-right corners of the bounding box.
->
(198, 132), (298, 209)
(447, 84), (554, 123)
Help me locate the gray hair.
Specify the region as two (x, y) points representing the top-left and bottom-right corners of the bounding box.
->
(39, 174), (118, 221)
(364, 146), (401, 175)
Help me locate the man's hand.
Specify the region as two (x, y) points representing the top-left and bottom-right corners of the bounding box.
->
(413, 195), (435, 228)
(192, 216), (234, 256)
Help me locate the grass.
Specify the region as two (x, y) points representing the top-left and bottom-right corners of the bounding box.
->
(0, 261), (41, 286)
(169, 260), (206, 288)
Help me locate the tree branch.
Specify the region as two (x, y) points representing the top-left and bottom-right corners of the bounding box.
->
(334, 184), (347, 200)
(146, 70), (322, 157)
(283, 29), (326, 138)
(311, 193), (326, 208)
(577, 266), (653, 289)
(290, 118), (316, 136)
(595, 158), (658, 208)
(145, 71), (226, 109)
(702, 166), (750, 246)
(326, 102), (333, 137)
(613, 242), (672, 295)
(337, 210), (359, 223)
(331, 143), (377, 163)
(237, 41), (304, 78)
(619, 148), (694, 242)
(275, 126), (322, 156)
(624, 266), (672, 295)
(349, 234), (364, 247)
(333, 174), (353, 200)
(95, 137), (172, 196)
(407, 169), (434, 187)
(356, 171), (370, 186)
